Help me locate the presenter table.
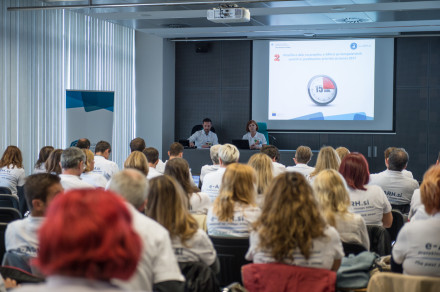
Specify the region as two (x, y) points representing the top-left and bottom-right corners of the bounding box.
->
(183, 149), (318, 175)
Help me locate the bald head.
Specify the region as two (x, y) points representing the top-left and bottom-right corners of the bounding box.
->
(107, 169), (149, 209)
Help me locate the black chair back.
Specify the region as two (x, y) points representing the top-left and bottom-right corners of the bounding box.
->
(367, 225), (391, 256)
(209, 236), (250, 287)
(178, 261), (219, 292)
(0, 195), (20, 210)
(0, 222), (7, 264)
(0, 187), (12, 195)
(386, 210), (405, 243)
(342, 242), (367, 256)
(191, 125), (216, 135)
(0, 207), (22, 223)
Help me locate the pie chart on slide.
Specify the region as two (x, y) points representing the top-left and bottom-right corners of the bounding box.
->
(307, 75), (338, 105)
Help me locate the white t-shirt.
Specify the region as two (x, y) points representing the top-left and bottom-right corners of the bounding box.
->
(369, 170), (419, 205)
(348, 184), (392, 226)
(286, 163), (315, 177)
(188, 130), (219, 149)
(0, 165), (25, 197)
(146, 167), (162, 180)
(272, 161), (286, 177)
(334, 213), (370, 250)
(200, 164), (220, 183)
(245, 226), (344, 270)
(80, 172), (107, 188)
(155, 159), (166, 174)
(5, 216), (44, 257)
(201, 168), (226, 202)
(242, 132), (267, 149)
(207, 203), (261, 237)
(190, 192), (211, 214)
(91, 156), (119, 181)
(114, 203), (184, 290)
(59, 174), (94, 191)
(14, 276), (124, 292)
(171, 229), (217, 267)
(32, 163), (46, 174)
(392, 213), (440, 277)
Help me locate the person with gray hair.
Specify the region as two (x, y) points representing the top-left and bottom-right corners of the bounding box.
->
(199, 144), (222, 185)
(370, 148), (419, 213)
(201, 144), (240, 202)
(107, 169), (185, 292)
(59, 147), (94, 190)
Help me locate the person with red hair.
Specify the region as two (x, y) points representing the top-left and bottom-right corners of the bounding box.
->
(339, 153), (393, 228)
(14, 189), (142, 291)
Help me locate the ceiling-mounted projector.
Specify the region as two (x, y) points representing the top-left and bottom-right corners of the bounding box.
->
(207, 5), (250, 23)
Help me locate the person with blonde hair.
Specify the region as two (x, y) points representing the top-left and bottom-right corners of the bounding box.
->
(45, 149), (63, 175)
(335, 147), (350, 162)
(392, 165), (440, 277)
(207, 163), (261, 237)
(313, 169), (369, 250)
(165, 158), (211, 214)
(246, 172), (344, 271)
(146, 175), (219, 273)
(199, 144), (222, 184)
(124, 151), (149, 176)
(308, 146), (340, 182)
(286, 145), (315, 177)
(0, 146), (25, 199)
(80, 149), (107, 188)
(248, 153), (273, 207)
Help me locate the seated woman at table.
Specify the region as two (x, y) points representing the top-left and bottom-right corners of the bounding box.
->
(246, 172), (344, 271)
(242, 120), (267, 150)
(392, 165), (440, 277)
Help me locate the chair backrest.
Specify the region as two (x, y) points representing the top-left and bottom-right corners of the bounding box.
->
(342, 242), (367, 256)
(178, 261), (219, 292)
(256, 122), (269, 145)
(366, 225), (391, 256)
(0, 207), (22, 223)
(191, 125), (216, 135)
(386, 210), (405, 243)
(242, 263), (336, 292)
(0, 195), (20, 210)
(367, 272), (440, 292)
(0, 187), (12, 195)
(0, 222), (7, 264)
(209, 236), (250, 287)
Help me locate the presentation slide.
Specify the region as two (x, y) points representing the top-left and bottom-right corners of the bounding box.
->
(268, 39), (375, 121)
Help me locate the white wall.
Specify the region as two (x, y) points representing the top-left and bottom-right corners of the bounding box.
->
(135, 32), (175, 159)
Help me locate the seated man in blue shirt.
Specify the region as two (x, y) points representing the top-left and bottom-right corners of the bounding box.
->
(188, 118), (219, 148)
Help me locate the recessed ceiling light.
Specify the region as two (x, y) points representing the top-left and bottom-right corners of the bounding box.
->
(303, 33), (316, 37)
(334, 18), (371, 24)
(331, 7), (346, 11)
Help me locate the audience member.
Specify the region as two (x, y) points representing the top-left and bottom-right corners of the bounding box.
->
(59, 147), (94, 190)
(45, 149), (63, 175)
(314, 169), (369, 250)
(33, 146), (54, 174)
(207, 163), (261, 237)
(146, 175), (219, 273)
(165, 158), (210, 214)
(202, 144), (240, 202)
(143, 147), (163, 179)
(76, 138), (90, 149)
(242, 120), (267, 149)
(124, 151), (149, 177)
(13, 189), (142, 291)
(369, 148), (419, 213)
(248, 153), (273, 207)
(130, 137), (146, 152)
(260, 145), (286, 177)
(0, 146), (25, 199)
(392, 165), (440, 277)
(308, 146), (340, 182)
(286, 145), (314, 177)
(155, 142), (185, 174)
(5, 174), (63, 265)
(108, 169), (185, 291)
(246, 172), (344, 271)
(339, 153), (393, 227)
(200, 144), (221, 184)
(92, 140), (119, 180)
(80, 149), (107, 188)
(188, 118), (218, 149)
(335, 146), (350, 162)
(381, 147), (414, 178)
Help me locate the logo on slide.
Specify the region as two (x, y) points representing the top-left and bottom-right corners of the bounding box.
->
(307, 75), (338, 105)
(274, 54), (280, 62)
(350, 43), (357, 50)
